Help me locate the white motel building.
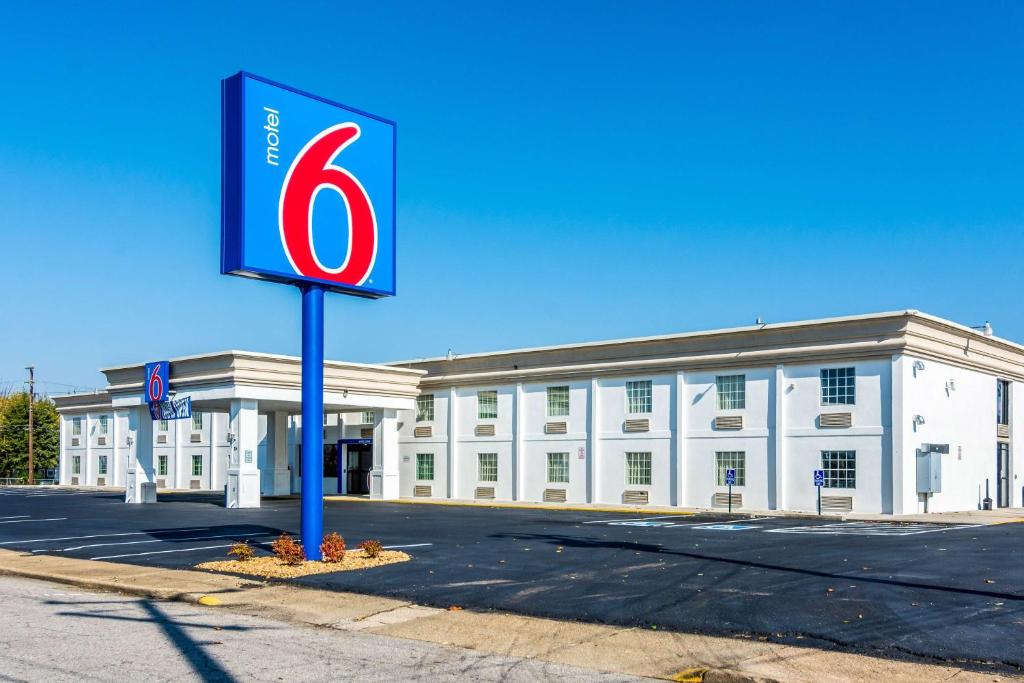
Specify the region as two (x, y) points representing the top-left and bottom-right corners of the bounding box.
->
(53, 310), (1023, 515)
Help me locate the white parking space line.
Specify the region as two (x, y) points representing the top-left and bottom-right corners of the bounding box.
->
(765, 522), (983, 536)
(0, 528), (211, 546)
(0, 518), (67, 524)
(0, 515), (30, 520)
(91, 543), (249, 561)
(383, 543), (433, 549)
(582, 515), (681, 524)
(48, 532), (269, 553)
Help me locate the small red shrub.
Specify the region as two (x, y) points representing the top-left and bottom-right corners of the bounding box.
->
(228, 540), (254, 562)
(359, 539), (383, 559)
(320, 532), (346, 563)
(271, 532), (305, 566)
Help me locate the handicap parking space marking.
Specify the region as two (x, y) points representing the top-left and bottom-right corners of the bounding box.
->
(695, 523), (758, 531)
(608, 520), (680, 527)
(582, 515), (681, 524)
(765, 522), (984, 536)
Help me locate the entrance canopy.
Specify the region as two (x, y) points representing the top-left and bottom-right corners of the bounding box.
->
(101, 350), (424, 415)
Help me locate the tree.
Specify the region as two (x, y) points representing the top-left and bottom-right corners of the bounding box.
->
(0, 392), (59, 479)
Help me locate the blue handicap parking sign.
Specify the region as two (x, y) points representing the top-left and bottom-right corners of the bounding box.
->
(725, 468), (737, 486)
(814, 469), (825, 487)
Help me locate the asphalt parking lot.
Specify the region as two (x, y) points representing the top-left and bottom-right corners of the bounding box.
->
(0, 488), (1021, 669)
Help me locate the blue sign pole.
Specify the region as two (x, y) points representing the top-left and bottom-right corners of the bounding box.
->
(300, 284), (325, 561)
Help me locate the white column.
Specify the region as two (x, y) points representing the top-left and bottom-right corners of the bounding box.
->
(110, 412), (119, 487)
(173, 416), (183, 489)
(125, 406), (154, 503)
(58, 415), (68, 485)
(674, 371), (686, 507)
(513, 382), (524, 500)
(447, 387), (458, 499)
(588, 379), (599, 503)
(226, 399), (261, 508)
(84, 413), (93, 487)
(268, 411), (291, 495)
(890, 355), (906, 515)
(773, 364), (785, 510)
(371, 408), (400, 499)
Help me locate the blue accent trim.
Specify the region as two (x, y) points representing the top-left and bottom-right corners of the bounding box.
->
(300, 284), (325, 561)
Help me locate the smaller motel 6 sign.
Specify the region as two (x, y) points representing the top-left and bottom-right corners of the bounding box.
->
(221, 72), (396, 298)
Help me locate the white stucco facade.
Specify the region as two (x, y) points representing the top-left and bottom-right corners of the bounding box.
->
(54, 311), (1024, 514)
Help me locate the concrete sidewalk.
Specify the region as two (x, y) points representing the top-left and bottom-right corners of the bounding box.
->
(0, 549), (1017, 682)
(324, 493), (1024, 525)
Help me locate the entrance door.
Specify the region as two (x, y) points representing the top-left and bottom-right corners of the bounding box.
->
(346, 445), (373, 495)
(997, 442), (1010, 508)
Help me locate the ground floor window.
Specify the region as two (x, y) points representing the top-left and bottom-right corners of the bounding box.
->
(416, 453), (434, 481)
(157, 455), (168, 476)
(191, 454), (203, 477)
(323, 444), (338, 476)
(72, 456), (81, 475)
(547, 452), (569, 483)
(478, 453), (498, 482)
(821, 450), (856, 488)
(715, 451), (746, 486)
(97, 456), (107, 476)
(625, 452), (652, 486)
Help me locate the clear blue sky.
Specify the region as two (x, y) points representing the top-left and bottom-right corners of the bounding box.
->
(2, 1), (1022, 394)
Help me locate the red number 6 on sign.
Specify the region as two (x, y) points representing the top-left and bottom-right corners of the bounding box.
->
(278, 123), (378, 286)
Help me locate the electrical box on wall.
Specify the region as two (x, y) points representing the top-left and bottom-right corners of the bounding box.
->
(916, 448), (944, 493)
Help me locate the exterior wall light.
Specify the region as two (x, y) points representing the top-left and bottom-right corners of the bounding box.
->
(913, 415), (926, 426)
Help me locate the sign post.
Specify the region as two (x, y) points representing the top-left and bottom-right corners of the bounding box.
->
(725, 468), (736, 513)
(222, 72), (396, 560)
(300, 284), (325, 559)
(813, 469), (825, 515)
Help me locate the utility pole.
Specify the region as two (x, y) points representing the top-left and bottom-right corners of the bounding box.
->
(25, 366), (34, 485)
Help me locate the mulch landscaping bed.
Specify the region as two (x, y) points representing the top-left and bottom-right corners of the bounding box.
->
(196, 550), (410, 579)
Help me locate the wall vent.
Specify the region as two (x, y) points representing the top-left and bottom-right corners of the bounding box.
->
(622, 489), (649, 504)
(474, 486), (495, 500)
(623, 418), (650, 433)
(713, 492), (743, 508)
(475, 424), (496, 437)
(413, 485), (432, 497)
(190, 433), (201, 443)
(156, 479), (167, 489)
(97, 437), (107, 446)
(819, 412), (853, 428)
(360, 427), (374, 439)
(997, 423), (1010, 439)
(71, 477), (79, 485)
(71, 438), (80, 447)
(544, 421), (568, 435)
(413, 426), (433, 438)
(543, 488), (567, 503)
(820, 495), (854, 513)
(189, 479), (201, 490)
(157, 435), (168, 444)
(96, 477), (106, 487)
(714, 415), (744, 430)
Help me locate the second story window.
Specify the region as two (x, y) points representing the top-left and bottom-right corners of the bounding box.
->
(821, 367), (856, 405)
(997, 379), (1011, 426)
(626, 380), (652, 414)
(547, 386), (569, 417)
(362, 411), (375, 425)
(72, 417), (82, 436)
(416, 394), (435, 422)
(716, 375), (746, 410)
(477, 391), (498, 420)
(158, 419), (169, 432)
(192, 412), (203, 431)
(98, 415), (109, 435)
